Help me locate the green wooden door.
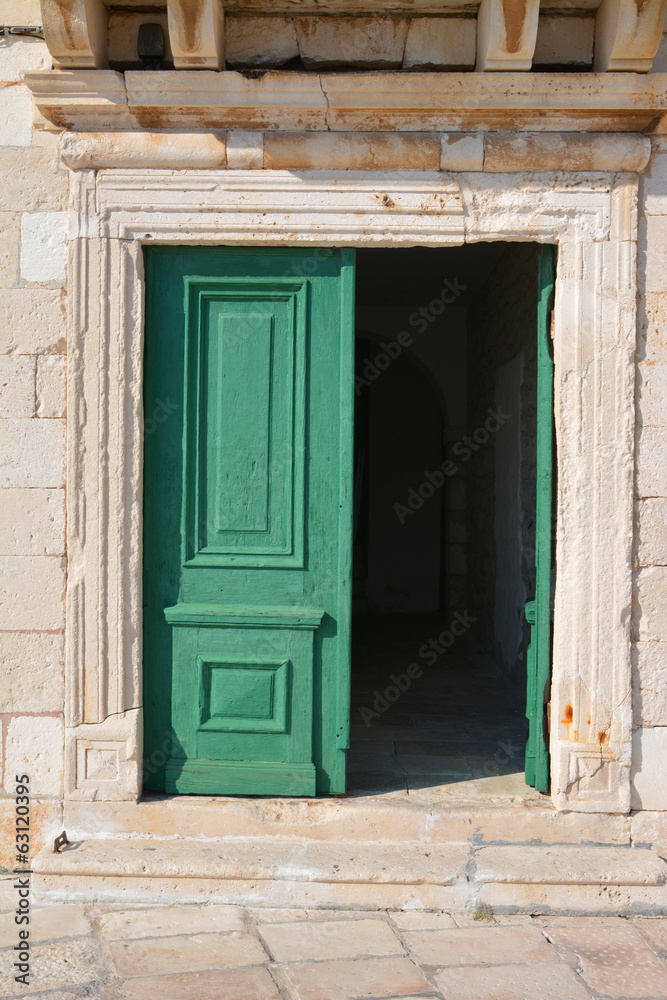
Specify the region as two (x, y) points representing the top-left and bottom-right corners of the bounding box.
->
(525, 244), (556, 793)
(143, 247), (355, 796)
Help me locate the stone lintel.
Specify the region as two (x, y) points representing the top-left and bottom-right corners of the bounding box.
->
(59, 130), (652, 173)
(24, 70), (667, 134)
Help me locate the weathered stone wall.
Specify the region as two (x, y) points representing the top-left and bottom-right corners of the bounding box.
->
(0, 11), (68, 862)
(0, 3), (666, 840)
(465, 244), (540, 680)
(632, 135), (667, 811)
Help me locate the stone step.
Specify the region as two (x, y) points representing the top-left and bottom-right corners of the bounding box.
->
(62, 795), (638, 847)
(33, 838), (667, 914)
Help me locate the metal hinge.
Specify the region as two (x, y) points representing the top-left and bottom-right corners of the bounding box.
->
(0, 26), (45, 39)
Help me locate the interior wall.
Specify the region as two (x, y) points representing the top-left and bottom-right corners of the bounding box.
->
(365, 354), (443, 612)
(355, 300), (467, 614)
(466, 244), (540, 678)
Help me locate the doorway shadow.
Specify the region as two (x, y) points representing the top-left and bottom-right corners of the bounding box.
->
(347, 614), (529, 799)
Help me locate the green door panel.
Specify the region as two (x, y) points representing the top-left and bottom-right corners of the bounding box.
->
(143, 247), (355, 796)
(525, 244), (556, 793)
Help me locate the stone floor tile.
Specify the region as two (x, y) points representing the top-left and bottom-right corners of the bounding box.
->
(281, 956), (433, 1000)
(98, 902), (244, 939)
(305, 909), (377, 920)
(120, 966), (282, 1000)
(15, 994), (79, 1000)
(633, 916), (667, 958)
(404, 926), (555, 967)
(249, 907), (309, 922)
(435, 963), (591, 1000)
(486, 914), (542, 926)
(0, 880), (19, 914)
(260, 917), (404, 962)
(545, 923), (667, 998)
(390, 911), (458, 930)
(109, 930), (268, 977)
(0, 937), (103, 998)
(0, 905), (91, 947)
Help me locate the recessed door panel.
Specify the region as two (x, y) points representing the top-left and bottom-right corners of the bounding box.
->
(143, 248), (354, 796)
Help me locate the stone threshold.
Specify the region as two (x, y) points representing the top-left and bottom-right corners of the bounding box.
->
(25, 70), (667, 133)
(32, 838), (667, 914)
(58, 786), (667, 847)
(60, 797), (667, 848)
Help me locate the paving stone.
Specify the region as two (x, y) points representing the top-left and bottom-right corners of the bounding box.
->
(403, 926), (554, 967)
(389, 911), (458, 930)
(435, 963), (591, 1000)
(249, 907), (309, 922)
(109, 930), (268, 977)
(281, 956), (433, 1000)
(16, 993), (80, 1000)
(633, 916), (667, 958)
(98, 903), (244, 939)
(120, 966), (282, 1000)
(259, 917), (404, 962)
(545, 922), (667, 998)
(2, 904), (91, 944)
(0, 937), (102, 997)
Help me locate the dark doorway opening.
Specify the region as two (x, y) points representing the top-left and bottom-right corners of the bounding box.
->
(349, 244), (545, 799)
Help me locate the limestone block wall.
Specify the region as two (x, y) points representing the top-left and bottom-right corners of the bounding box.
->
(0, 5), (666, 834)
(632, 136), (667, 811)
(0, 18), (68, 861)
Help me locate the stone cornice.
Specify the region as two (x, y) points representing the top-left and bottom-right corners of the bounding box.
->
(25, 70), (667, 133)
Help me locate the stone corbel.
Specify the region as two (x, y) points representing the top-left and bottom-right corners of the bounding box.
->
(594, 0), (667, 72)
(167, 0), (225, 70)
(40, 0), (107, 70)
(476, 0), (540, 71)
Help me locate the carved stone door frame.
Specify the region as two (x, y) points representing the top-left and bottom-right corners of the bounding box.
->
(65, 167), (638, 813)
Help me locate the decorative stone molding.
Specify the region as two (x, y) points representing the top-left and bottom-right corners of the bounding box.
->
(25, 70), (667, 134)
(476, 0), (540, 72)
(167, 0), (225, 71)
(595, 0), (667, 73)
(60, 130), (228, 169)
(40, 0), (107, 69)
(65, 709), (142, 800)
(65, 166), (638, 811)
(59, 130), (652, 175)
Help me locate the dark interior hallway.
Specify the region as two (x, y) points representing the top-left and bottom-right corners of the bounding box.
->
(348, 245), (544, 800)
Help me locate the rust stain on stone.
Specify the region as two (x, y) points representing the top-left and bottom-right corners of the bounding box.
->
(502, 0), (527, 54)
(562, 704), (573, 724)
(175, 0), (202, 53)
(598, 730), (607, 744)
